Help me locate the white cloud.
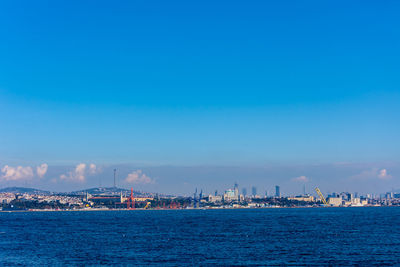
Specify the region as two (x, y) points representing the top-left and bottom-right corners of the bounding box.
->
(125, 170), (154, 185)
(36, 163), (48, 178)
(292, 175), (309, 182)
(60, 163), (87, 182)
(1, 165), (34, 181)
(89, 163), (97, 174)
(59, 163), (100, 182)
(351, 168), (393, 180)
(378, 169), (392, 180)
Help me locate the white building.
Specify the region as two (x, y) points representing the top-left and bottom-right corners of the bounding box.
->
(327, 197), (342, 207)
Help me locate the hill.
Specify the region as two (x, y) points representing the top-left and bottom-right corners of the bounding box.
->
(70, 187), (156, 197)
(0, 187), (52, 195)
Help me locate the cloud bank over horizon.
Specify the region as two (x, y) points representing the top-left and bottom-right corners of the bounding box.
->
(0, 162), (399, 196)
(59, 163), (101, 183)
(0, 163), (49, 181)
(125, 170), (155, 185)
(36, 163), (48, 178)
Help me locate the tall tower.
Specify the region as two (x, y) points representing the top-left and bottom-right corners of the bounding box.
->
(113, 169), (117, 188)
(194, 188), (198, 208)
(127, 187), (135, 209)
(275, 185), (280, 197)
(234, 183), (239, 199)
(252, 186), (257, 197)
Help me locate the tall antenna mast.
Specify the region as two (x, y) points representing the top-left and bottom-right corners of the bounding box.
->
(113, 169), (117, 188)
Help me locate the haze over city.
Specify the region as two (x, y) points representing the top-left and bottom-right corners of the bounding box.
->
(1, 1), (399, 195)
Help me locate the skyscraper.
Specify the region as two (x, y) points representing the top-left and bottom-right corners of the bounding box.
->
(242, 188), (247, 196)
(275, 186), (280, 197)
(252, 186), (257, 196)
(193, 188), (198, 208)
(234, 183), (239, 197)
(234, 183), (240, 201)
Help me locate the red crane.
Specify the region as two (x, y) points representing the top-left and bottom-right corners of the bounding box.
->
(127, 187), (135, 209)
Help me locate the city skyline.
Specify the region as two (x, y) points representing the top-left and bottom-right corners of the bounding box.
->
(0, 162), (399, 196)
(1, 1), (400, 194)
(2, 1), (400, 266)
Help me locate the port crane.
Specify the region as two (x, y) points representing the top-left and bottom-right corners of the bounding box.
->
(315, 187), (328, 205)
(127, 187), (135, 209)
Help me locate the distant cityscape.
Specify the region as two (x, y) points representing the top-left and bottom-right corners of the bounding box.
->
(1, 182), (400, 211)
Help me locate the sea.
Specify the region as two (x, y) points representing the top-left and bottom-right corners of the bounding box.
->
(1, 207), (399, 266)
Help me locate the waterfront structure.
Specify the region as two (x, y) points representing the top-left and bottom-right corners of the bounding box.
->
(2, 186), (399, 210)
(327, 197), (342, 206)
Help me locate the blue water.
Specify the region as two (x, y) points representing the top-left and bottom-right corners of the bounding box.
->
(1, 207), (400, 265)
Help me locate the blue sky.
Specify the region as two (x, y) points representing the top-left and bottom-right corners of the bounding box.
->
(0, 1), (399, 194)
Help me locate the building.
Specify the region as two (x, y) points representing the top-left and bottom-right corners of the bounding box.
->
(275, 186), (280, 197)
(327, 197), (342, 206)
(234, 183), (239, 200)
(251, 186), (257, 197)
(242, 188), (247, 196)
(89, 196), (121, 206)
(223, 189), (236, 202)
(133, 197), (154, 202)
(288, 195), (315, 202)
(223, 185), (244, 203)
(208, 195), (222, 203)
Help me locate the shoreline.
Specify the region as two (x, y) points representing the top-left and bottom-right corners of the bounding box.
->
(0, 205), (389, 213)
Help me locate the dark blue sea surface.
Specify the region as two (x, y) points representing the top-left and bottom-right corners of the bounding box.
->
(1, 207), (400, 266)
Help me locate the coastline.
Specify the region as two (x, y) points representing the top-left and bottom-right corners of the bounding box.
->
(0, 205), (388, 213)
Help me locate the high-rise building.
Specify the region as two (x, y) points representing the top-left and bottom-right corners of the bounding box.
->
(113, 169), (117, 188)
(252, 186), (257, 196)
(275, 186), (280, 197)
(193, 188), (198, 208)
(234, 183), (239, 190)
(242, 188), (247, 196)
(234, 183), (239, 199)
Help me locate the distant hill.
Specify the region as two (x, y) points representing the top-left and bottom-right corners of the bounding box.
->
(0, 187), (51, 195)
(70, 187), (157, 197)
(0, 186), (173, 198)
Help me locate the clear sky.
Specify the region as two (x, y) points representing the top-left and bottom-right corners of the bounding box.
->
(0, 1), (399, 195)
